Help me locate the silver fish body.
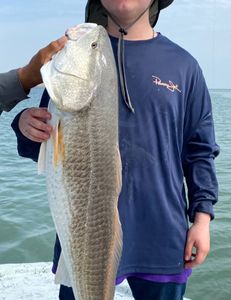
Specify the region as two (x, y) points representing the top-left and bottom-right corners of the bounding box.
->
(39, 23), (122, 300)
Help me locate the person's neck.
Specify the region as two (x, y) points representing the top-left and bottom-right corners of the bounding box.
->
(106, 14), (156, 41)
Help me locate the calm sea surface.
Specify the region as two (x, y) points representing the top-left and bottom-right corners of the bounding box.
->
(0, 88), (230, 299)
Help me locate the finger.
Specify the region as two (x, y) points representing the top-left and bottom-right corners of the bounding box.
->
(29, 121), (50, 140)
(30, 108), (51, 120)
(184, 259), (195, 269)
(30, 135), (49, 143)
(28, 126), (51, 141)
(184, 239), (194, 262)
(19, 109), (50, 139)
(24, 133), (47, 143)
(185, 256), (203, 269)
(54, 36), (67, 49)
(29, 117), (52, 134)
(185, 249), (207, 269)
(192, 248), (207, 266)
(21, 119), (51, 141)
(20, 126), (46, 143)
(43, 36), (67, 63)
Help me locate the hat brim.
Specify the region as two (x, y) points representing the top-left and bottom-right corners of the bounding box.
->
(150, 0), (174, 27)
(159, 0), (174, 10)
(85, 0), (174, 27)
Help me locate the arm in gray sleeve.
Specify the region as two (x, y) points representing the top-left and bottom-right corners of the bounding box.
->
(0, 69), (28, 114)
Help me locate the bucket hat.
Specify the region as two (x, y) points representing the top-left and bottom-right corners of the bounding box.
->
(85, 0), (174, 27)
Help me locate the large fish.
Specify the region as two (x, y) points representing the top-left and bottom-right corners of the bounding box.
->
(38, 23), (122, 300)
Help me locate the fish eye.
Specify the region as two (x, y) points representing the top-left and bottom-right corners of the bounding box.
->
(91, 42), (98, 49)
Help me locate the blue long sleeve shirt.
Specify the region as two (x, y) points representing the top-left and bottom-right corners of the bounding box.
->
(12, 33), (219, 276)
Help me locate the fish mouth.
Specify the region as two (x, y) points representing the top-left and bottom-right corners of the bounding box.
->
(66, 23), (97, 41)
(53, 65), (89, 82)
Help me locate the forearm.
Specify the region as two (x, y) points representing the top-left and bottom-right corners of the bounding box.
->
(0, 69), (28, 112)
(18, 64), (40, 93)
(184, 156), (219, 222)
(0, 36), (66, 113)
(183, 110), (219, 222)
(194, 211), (211, 224)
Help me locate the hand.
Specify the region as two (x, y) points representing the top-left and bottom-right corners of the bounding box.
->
(18, 36), (67, 92)
(19, 108), (52, 143)
(184, 212), (211, 269)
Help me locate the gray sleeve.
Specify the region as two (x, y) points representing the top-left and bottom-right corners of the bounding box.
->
(0, 69), (28, 113)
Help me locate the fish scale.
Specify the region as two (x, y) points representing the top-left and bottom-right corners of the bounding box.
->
(39, 23), (122, 300)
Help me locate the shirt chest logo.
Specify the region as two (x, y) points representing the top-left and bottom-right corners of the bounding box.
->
(152, 76), (181, 93)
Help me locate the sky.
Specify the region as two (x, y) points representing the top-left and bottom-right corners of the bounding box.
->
(0, 0), (230, 89)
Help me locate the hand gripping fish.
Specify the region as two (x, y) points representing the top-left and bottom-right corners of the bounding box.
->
(38, 23), (122, 300)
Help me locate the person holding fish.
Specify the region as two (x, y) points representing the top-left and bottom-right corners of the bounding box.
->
(0, 36), (67, 116)
(11, 0), (219, 299)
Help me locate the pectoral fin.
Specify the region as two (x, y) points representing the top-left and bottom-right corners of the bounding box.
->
(53, 120), (65, 167)
(38, 141), (47, 175)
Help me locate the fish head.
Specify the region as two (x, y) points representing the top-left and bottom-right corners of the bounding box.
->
(41, 23), (113, 112)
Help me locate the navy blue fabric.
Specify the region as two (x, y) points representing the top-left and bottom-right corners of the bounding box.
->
(11, 34), (219, 277)
(59, 285), (75, 300)
(127, 277), (186, 300)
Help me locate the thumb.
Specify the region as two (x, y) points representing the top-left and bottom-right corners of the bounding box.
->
(43, 36), (67, 63)
(184, 238), (194, 261)
(56, 36), (68, 48)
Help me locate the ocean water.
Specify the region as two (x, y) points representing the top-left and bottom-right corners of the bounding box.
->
(0, 88), (230, 300)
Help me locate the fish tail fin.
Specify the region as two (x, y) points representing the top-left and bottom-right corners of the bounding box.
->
(38, 141), (47, 175)
(104, 208), (123, 300)
(113, 207), (123, 275)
